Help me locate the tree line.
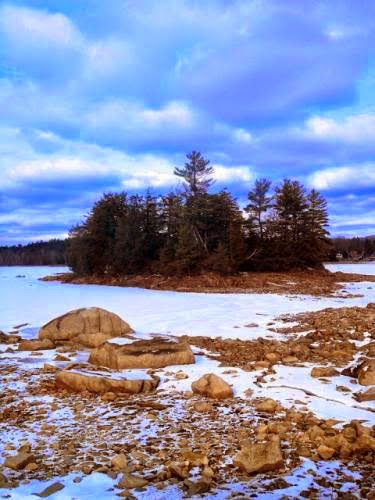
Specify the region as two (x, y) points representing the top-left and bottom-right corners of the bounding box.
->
(0, 240), (67, 266)
(67, 151), (330, 275)
(330, 236), (375, 261)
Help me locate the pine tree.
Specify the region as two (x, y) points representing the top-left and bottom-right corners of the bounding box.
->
(245, 178), (273, 239)
(174, 151), (214, 195)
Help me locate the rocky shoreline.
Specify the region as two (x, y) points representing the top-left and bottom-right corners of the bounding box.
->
(1, 301), (374, 498)
(41, 269), (375, 297)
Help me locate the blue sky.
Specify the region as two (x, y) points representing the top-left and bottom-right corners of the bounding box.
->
(0, 0), (374, 244)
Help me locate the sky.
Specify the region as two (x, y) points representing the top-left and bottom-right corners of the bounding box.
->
(0, 0), (374, 244)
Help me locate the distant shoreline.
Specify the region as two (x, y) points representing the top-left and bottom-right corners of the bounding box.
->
(39, 268), (375, 297)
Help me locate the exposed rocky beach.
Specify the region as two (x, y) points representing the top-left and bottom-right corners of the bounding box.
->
(0, 264), (374, 499)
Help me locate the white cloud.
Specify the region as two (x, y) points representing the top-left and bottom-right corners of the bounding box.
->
(232, 128), (253, 144)
(304, 114), (375, 142)
(309, 164), (375, 190)
(0, 4), (83, 49)
(213, 165), (254, 184)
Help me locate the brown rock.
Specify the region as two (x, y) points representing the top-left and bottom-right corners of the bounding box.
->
(355, 387), (375, 402)
(18, 339), (54, 351)
(265, 353), (280, 363)
(192, 373), (233, 399)
(89, 337), (194, 369)
(34, 482), (65, 497)
(185, 478), (212, 495)
(358, 359), (375, 386)
(168, 462), (189, 480)
(233, 440), (283, 474)
(282, 356), (299, 364)
(255, 398), (278, 413)
(43, 363), (57, 373)
(39, 307), (133, 347)
(4, 452), (36, 470)
(55, 367), (159, 394)
(0, 472), (10, 488)
(193, 401), (213, 412)
(117, 473), (148, 489)
(111, 453), (128, 471)
(102, 392), (117, 401)
(311, 367), (340, 378)
(317, 445), (335, 460)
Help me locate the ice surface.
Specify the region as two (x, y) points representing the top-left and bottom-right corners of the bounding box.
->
(325, 262), (375, 275)
(1, 266), (374, 341)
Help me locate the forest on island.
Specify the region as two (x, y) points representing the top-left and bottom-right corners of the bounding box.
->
(66, 151), (330, 275)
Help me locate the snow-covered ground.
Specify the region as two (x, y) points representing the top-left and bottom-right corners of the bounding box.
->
(1, 264), (374, 498)
(0, 265), (374, 340)
(325, 262), (375, 275)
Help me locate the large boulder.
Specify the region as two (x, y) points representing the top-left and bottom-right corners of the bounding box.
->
(89, 337), (195, 369)
(192, 373), (233, 399)
(39, 307), (133, 348)
(55, 366), (159, 394)
(233, 439), (283, 474)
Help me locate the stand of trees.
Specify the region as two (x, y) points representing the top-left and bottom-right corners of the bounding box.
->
(330, 236), (375, 261)
(67, 151), (331, 276)
(0, 240), (67, 266)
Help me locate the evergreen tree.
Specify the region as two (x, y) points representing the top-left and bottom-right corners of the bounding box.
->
(174, 151), (214, 195)
(245, 178), (273, 239)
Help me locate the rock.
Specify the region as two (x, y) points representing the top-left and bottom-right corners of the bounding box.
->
(117, 473), (148, 489)
(233, 440), (283, 474)
(355, 387), (375, 402)
(317, 445), (335, 460)
(111, 453), (128, 471)
(34, 482), (65, 497)
(89, 337), (195, 369)
(39, 307), (133, 348)
(358, 359), (375, 386)
(185, 478), (212, 495)
(18, 339), (54, 351)
(254, 360), (271, 370)
(0, 471), (10, 488)
(311, 367), (340, 378)
(192, 373), (233, 399)
(193, 401), (212, 412)
(4, 452), (36, 470)
(282, 356), (299, 364)
(0, 331), (9, 343)
(55, 367), (159, 394)
(255, 399), (278, 413)
(265, 352), (280, 363)
(102, 392), (117, 401)
(43, 363), (57, 373)
(168, 462), (190, 480)
(175, 372), (189, 380)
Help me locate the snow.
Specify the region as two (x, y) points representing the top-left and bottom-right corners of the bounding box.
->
(1, 266), (374, 341)
(3, 459), (362, 500)
(0, 264), (374, 498)
(326, 262), (375, 275)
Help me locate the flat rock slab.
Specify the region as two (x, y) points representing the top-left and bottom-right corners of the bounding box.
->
(89, 337), (195, 369)
(18, 339), (54, 351)
(55, 366), (159, 394)
(39, 307), (133, 348)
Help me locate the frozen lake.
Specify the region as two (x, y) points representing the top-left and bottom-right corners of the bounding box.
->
(325, 262), (375, 275)
(0, 264), (374, 339)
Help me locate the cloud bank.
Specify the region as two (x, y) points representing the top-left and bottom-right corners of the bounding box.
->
(0, 0), (374, 242)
